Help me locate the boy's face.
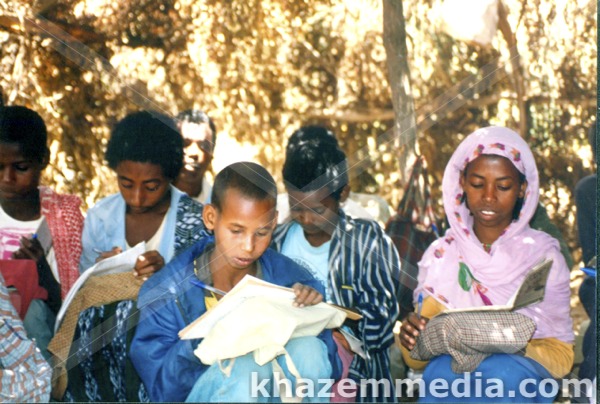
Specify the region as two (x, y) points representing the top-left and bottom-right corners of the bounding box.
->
(178, 122), (214, 184)
(203, 188), (277, 273)
(287, 187), (341, 245)
(0, 142), (43, 202)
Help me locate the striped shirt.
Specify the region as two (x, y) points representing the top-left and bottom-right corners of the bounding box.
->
(273, 210), (401, 402)
(0, 272), (51, 402)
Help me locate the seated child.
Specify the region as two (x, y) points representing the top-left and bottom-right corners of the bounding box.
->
(51, 111), (207, 402)
(130, 161), (341, 402)
(271, 126), (401, 402)
(0, 105), (83, 360)
(398, 126), (574, 402)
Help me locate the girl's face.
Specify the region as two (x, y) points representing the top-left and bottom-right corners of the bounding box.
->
(115, 160), (172, 214)
(0, 142), (43, 201)
(460, 154), (526, 236)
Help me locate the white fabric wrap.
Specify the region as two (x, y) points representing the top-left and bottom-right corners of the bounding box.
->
(194, 296), (345, 367)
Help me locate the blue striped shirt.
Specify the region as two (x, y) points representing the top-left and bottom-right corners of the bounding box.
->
(273, 210), (401, 402)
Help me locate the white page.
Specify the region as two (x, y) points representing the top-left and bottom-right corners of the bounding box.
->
(338, 327), (366, 359)
(179, 275), (296, 339)
(36, 217), (53, 254)
(54, 242), (146, 332)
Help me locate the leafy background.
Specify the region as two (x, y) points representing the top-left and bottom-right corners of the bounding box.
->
(0, 0), (596, 267)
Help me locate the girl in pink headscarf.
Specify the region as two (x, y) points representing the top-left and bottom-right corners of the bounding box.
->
(398, 127), (574, 402)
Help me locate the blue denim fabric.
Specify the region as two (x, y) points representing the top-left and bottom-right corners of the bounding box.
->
(420, 354), (555, 403)
(23, 298), (55, 361)
(185, 336), (332, 403)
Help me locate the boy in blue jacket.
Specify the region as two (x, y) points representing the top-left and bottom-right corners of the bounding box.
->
(130, 161), (341, 402)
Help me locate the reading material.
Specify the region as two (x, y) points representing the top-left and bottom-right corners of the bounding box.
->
(35, 217), (53, 255)
(179, 274), (360, 340)
(54, 242), (146, 332)
(443, 258), (553, 313)
(180, 275), (354, 367)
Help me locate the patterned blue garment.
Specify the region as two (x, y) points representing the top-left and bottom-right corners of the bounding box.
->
(0, 272), (52, 402)
(272, 210), (401, 402)
(64, 194), (208, 402)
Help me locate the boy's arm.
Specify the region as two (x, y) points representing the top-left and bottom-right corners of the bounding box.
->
(130, 298), (205, 402)
(356, 233), (400, 353)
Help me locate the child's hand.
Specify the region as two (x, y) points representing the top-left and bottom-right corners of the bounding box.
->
(134, 250), (165, 279)
(398, 312), (428, 350)
(291, 283), (323, 308)
(12, 236), (45, 263)
(95, 247), (122, 263)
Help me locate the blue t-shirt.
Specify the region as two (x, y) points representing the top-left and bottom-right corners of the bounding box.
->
(280, 222), (331, 301)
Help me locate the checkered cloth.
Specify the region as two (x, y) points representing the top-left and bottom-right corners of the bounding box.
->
(409, 311), (536, 373)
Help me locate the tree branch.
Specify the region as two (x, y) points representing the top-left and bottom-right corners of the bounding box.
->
(0, 14), (102, 43)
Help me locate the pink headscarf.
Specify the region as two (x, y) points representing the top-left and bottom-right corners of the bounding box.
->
(416, 126), (573, 342)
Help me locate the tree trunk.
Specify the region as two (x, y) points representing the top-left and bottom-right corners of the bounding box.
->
(382, 0), (417, 182)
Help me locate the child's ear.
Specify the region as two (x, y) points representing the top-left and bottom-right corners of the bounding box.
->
(203, 204), (218, 231)
(459, 172), (466, 189)
(339, 185), (350, 203)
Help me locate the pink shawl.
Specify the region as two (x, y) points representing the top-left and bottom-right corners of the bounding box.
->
(416, 126), (573, 342)
(39, 186), (84, 299)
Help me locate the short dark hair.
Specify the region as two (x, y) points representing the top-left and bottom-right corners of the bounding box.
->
(282, 125), (349, 201)
(176, 109), (217, 150)
(211, 162), (277, 211)
(106, 111), (184, 179)
(0, 105), (49, 164)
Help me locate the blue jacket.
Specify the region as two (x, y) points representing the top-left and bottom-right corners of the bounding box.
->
(130, 236), (342, 402)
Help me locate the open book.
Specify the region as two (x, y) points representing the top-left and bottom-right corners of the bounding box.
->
(179, 274), (361, 341)
(443, 258), (553, 313)
(54, 242), (146, 332)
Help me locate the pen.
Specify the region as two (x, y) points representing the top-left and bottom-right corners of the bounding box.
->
(416, 292), (423, 319)
(189, 279), (227, 296)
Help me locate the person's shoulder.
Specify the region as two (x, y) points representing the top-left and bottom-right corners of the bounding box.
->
(575, 174), (597, 195)
(340, 211), (390, 239)
(39, 186), (82, 209)
(526, 227), (562, 253)
(176, 191), (205, 214)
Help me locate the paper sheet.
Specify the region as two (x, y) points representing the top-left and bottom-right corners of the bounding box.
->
(54, 242), (146, 332)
